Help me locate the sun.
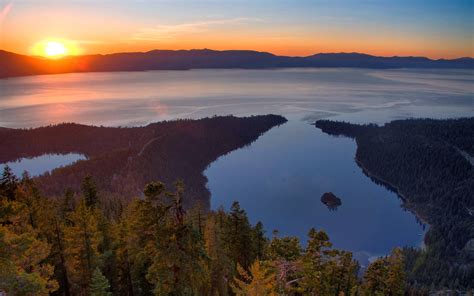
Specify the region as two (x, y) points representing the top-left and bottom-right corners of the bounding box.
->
(45, 41), (67, 57)
(31, 39), (81, 58)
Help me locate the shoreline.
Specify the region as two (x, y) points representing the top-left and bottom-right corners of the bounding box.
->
(355, 156), (431, 228)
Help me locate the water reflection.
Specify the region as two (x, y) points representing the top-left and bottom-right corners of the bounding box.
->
(0, 68), (472, 128)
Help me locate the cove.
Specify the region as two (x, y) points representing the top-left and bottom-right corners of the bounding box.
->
(205, 120), (425, 264)
(1, 153), (86, 177)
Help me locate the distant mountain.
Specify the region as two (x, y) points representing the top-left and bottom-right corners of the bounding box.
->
(306, 52), (474, 68)
(1, 49), (472, 78)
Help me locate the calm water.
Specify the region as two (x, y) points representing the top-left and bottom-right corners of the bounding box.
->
(1, 68), (472, 261)
(206, 121), (425, 263)
(1, 153), (86, 177)
(1, 68), (472, 127)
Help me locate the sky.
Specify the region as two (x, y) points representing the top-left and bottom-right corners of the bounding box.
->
(0, 0), (473, 58)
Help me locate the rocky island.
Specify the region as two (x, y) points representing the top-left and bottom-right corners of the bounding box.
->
(320, 192), (342, 210)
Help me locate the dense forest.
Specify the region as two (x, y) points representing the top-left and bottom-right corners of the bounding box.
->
(315, 117), (474, 291)
(1, 168), (410, 295)
(0, 115), (286, 209)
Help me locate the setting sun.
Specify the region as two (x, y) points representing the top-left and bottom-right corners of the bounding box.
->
(31, 39), (81, 58)
(45, 41), (67, 57)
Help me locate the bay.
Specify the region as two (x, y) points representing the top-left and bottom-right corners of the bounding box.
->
(1, 68), (472, 261)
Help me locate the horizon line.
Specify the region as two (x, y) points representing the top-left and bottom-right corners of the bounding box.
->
(2, 48), (473, 61)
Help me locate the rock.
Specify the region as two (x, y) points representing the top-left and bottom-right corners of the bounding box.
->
(321, 192), (342, 210)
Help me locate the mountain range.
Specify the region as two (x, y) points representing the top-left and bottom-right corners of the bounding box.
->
(1, 49), (472, 78)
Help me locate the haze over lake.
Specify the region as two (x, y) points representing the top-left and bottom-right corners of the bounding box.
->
(1, 68), (472, 263)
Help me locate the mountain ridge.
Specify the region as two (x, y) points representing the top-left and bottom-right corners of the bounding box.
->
(1, 49), (472, 78)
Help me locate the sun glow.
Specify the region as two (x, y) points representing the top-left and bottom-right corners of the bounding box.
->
(45, 41), (67, 57)
(31, 39), (81, 58)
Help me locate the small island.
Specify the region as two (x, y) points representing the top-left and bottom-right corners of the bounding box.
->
(321, 192), (342, 210)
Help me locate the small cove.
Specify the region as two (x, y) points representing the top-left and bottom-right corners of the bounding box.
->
(1, 153), (86, 177)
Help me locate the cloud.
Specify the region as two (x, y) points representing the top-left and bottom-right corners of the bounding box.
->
(0, 2), (13, 29)
(130, 17), (261, 41)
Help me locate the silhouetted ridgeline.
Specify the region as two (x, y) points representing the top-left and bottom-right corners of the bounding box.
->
(315, 117), (474, 289)
(0, 115), (287, 208)
(1, 49), (473, 78)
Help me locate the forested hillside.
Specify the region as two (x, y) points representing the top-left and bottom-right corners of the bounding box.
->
(315, 117), (474, 290)
(0, 169), (408, 295)
(0, 115), (286, 208)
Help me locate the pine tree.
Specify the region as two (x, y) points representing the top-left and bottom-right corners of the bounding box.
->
(90, 268), (112, 296)
(223, 201), (255, 270)
(0, 175), (58, 295)
(267, 231), (302, 261)
(82, 175), (99, 208)
(300, 228), (333, 294)
(97, 212), (118, 295)
(204, 212), (231, 296)
(15, 172), (44, 229)
(0, 165), (18, 201)
(123, 182), (168, 295)
(126, 182), (210, 295)
(265, 231), (303, 294)
(320, 249), (359, 295)
(61, 188), (75, 219)
(51, 213), (72, 296)
(64, 199), (102, 294)
(115, 218), (135, 296)
(0, 225), (59, 295)
(362, 259), (388, 295)
(145, 182), (210, 295)
(386, 248), (406, 295)
(253, 221), (267, 260)
(362, 248), (406, 296)
(231, 261), (277, 296)
(335, 251), (359, 295)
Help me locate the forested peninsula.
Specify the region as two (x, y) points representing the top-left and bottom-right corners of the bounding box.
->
(315, 117), (474, 290)
(0, 115), (286, 209)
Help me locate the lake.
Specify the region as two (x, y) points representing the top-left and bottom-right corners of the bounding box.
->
(1, 68), (472, 262)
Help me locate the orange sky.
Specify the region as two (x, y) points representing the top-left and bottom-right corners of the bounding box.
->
(1, 1), (472, 58)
